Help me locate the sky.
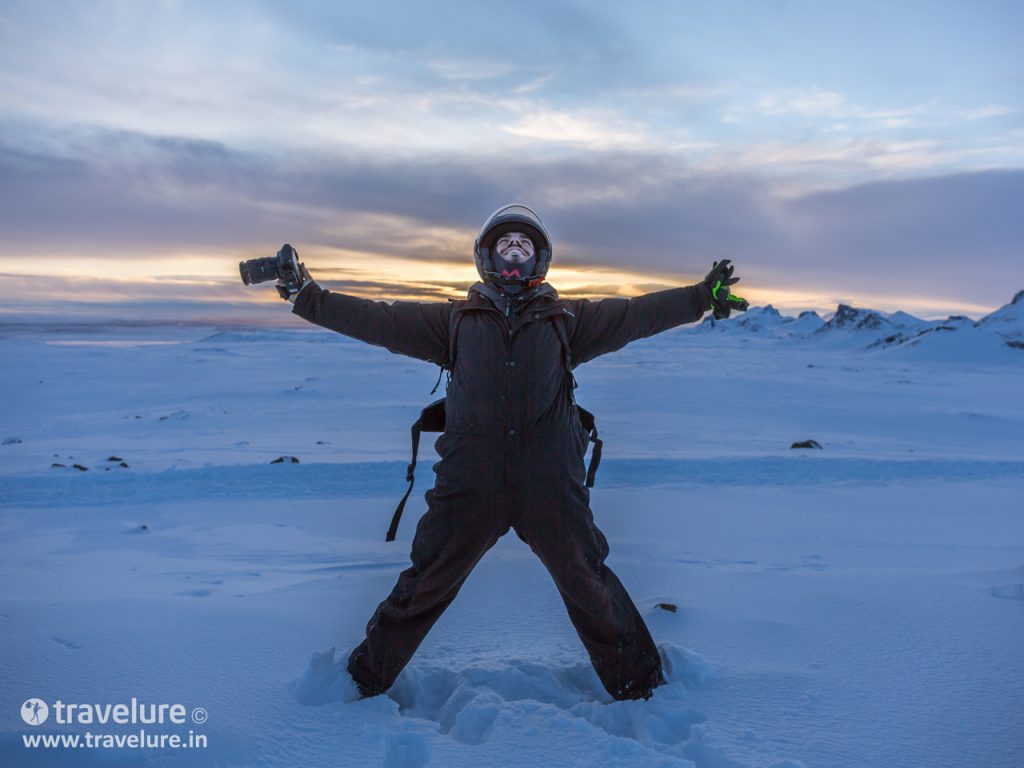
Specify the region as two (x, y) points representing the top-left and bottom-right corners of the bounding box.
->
(1, 0), (1022, 324)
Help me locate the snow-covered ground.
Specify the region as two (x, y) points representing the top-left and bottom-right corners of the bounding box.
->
(2, 295), (1022, 768)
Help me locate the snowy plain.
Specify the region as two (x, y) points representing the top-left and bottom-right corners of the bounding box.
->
(2, 293), (1023, 768)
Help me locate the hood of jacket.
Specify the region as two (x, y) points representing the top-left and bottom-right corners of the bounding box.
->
(467, 281), (559, 316)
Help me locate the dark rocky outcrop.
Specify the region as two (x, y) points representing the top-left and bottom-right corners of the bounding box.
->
(869, 333), (910, 349)
(816, 304), (892, 334)
(791, 440), (823, 449)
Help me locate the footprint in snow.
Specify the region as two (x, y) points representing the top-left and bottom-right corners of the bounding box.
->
(287, 643), (722, 762)
(395, 644), (711, 748)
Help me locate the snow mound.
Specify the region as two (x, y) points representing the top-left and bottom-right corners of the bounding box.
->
(659, 643), (715, 688)
(976, 289), (1024, 341)
(937, 315), (974, 329)
(390, 643), (713, 755)
(692, 305), (800, 337)
(881, 323), (1024, 364)
(863, 293), (1024, 363)
(290, 643), (713, 710)
(810, 304), (948, 351)
(887, 310), (930, 331)
(731, 305), (787, 333)
(695, 303), (931, 346)
(990, 583), (1024, 600)
(782, 310), (824, 335)
(287, 645), (361, 705)
(693, 315), (725, 333)
(287, 643), (718, 759)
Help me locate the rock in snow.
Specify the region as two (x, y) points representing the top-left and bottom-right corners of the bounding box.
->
(791, 440), (823, 449)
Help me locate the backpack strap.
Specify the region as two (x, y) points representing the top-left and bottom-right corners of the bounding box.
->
(447, 307), (466, 375)
(429, 303), (465, 395)
(386, 398), (446, 541)
(549, 311), (578, 401)
(550, 313), (602, 488)
(388, 308), (466, 541)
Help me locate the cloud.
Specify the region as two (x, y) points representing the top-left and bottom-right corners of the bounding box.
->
(956, 105), (1016, 121)
(3, 1), (1021, 184)
(785, 169), (1024, 292)
(2, 122), (1022, 319)
(424, 56), (521, 83)
(500, 108), (652, 150)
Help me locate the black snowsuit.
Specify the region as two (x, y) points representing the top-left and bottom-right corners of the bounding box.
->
(291, 278), (712, 700)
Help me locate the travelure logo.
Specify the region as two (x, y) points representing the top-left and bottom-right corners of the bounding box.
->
(22, 699), (49, 726)
(19, 698), (193, 725)
(19, 696), (209, 753)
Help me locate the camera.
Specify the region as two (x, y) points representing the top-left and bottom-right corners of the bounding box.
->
(239, 244), (303, 286)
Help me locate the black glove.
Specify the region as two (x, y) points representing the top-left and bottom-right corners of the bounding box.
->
(274, 245), (313, 303)
(703, 259), (749, 320)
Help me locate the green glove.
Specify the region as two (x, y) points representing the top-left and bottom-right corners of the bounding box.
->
(703, 259), (749, 320)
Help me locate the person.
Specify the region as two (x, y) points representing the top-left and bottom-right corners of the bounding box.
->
(275, 204), (746, 702)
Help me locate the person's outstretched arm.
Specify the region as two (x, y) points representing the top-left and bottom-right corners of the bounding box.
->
(287, 273), (452, 366)
(565, 284), (710, 365)
(565, 261), (748, 365)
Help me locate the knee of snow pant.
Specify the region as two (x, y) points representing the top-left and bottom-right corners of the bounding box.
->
(351, 486), (513, 694)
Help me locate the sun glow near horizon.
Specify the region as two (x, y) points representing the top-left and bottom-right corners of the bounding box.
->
(1, 241), (1006, 324)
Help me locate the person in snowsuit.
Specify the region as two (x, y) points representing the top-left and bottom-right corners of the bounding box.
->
(276, 204), (746, 701)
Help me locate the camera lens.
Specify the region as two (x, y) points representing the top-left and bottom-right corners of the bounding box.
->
(238, 257), (281, 285)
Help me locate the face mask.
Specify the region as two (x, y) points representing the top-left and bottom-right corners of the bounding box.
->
(493, 259), (536, 294)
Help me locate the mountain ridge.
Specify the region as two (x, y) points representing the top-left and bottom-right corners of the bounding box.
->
(689, 291), (1024, 361)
